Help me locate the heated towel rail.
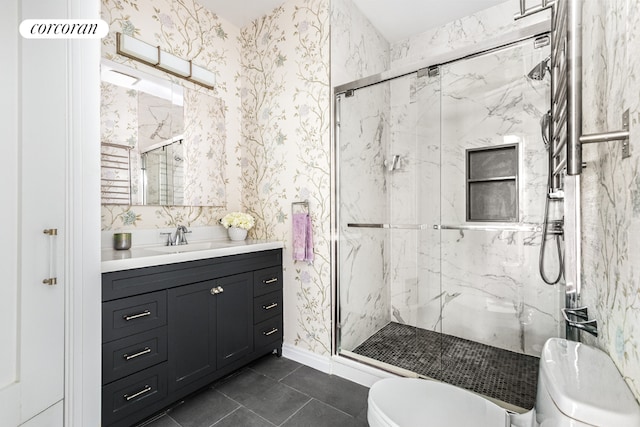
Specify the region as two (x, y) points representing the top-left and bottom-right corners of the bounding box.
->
(101, 142), (132, 205)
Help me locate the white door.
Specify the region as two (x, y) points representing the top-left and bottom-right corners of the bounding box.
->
(0, 0), (68, 425)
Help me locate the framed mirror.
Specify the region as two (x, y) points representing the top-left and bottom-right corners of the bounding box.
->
(100, 60), (226, 207)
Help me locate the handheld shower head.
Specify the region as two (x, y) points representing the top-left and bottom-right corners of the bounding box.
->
(540, 111), (551, 150)
(527, 56), (551, 81)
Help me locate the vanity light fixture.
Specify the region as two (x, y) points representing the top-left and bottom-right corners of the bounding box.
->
(116, 32), (159, 66)
(158, 50), (191, 77)
(116, 32), (215, 89)
(190, 64), (217, 88)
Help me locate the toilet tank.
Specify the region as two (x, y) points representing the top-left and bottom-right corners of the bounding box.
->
(536, 338), (640, 426)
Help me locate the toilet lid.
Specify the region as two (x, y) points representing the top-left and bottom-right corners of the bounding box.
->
(369, 378), (509, 427)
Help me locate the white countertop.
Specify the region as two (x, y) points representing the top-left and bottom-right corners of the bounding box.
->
(101, 239), (284, 273)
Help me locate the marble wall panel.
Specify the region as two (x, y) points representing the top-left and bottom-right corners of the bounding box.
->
(338, 83), (391, 350)
(390, 0), (550, 70)
(438, 38), (558, 356)
(330, 0), (390, 87)
(334, 0), (559, 358)
(440, 40), (550, 226)
(440, 229), (562, 354)
(415, 74), (443, 331)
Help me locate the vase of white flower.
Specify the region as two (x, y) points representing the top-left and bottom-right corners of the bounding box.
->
(220, 212), (255, 241)
(227, 226), (248, 241)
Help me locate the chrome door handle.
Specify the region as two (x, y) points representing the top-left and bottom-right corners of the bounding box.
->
(210, 286), (224, 295)
(263, 328), (278, 336)
(264, 278), (278, 284)
(124, 385), (152, 401)
(123, 347), (151, 360)
(262, 303), (278, 310)
(123, 310), (151, 321)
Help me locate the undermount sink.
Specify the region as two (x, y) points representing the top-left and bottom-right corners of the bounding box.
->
(148, 241), (233, 253)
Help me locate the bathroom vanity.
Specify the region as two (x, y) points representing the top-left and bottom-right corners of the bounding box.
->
(101, 243), (283, 427)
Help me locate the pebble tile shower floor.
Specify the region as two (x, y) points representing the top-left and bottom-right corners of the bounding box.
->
(352, 322), (539, 409)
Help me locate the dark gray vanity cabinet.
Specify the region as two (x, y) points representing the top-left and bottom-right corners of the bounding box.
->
(167, 272), (254, 392)
(101, 249), (283, 427)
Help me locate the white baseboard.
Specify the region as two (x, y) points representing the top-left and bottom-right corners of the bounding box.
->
(282, 343), (332, 374)
(281, 343), (398, 387)
(330, 354), (398, 387)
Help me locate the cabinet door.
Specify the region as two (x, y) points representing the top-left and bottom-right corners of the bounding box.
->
(215, 273), (254, 368)
(1, 1), (67, 425)
(167, 281), (217, 392)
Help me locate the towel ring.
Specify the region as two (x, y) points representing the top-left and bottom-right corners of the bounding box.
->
(291, 200), (309, 215)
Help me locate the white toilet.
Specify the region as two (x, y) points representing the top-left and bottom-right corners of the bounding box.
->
(368, 338), (640, 427)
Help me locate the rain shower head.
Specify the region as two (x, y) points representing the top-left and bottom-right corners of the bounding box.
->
(527, 56), (551, 80)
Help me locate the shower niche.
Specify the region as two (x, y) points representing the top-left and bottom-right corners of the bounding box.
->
(466, 144), (519, 222)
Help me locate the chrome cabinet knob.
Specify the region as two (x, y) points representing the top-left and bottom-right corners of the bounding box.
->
(210, 286), (224, 295)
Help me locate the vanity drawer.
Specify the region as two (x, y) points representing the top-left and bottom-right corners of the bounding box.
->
(253, 266), (282, 297)
(254, 317), (283, 349)
(102, 327), (168, 385)
(103, 291), (167, 343)
(102, 362), (167, 427)
(253, 291), (283, 324)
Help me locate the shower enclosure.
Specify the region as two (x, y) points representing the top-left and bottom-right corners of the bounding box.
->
(335, 35), (564, 409)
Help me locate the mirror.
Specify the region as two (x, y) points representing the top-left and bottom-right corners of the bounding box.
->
(100, 60), (226, 207)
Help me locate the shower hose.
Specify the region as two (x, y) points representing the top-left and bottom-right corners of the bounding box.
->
(539, 111), (564, 285)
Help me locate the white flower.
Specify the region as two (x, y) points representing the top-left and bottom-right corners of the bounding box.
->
(220, 212), (255, 230)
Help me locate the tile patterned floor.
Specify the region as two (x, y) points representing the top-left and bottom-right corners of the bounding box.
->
(137, 355), (369, 427)
(352, 322), (539, 409)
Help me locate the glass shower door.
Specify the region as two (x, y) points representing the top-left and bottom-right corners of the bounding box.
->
(436, 37), (561, 407)
(337, 79), (393, 356)
(336, 70), (444, 373)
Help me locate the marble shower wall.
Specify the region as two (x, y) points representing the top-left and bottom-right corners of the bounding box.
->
(330, 0), (390, 87)
(390, 0), (550, 70)
(386, 39), (561, 356)
(331, 0), (394, 351)
(387, 74), (442, 330)
(337, 83), (391, 351)
(332, 0), (563, 355)
(101, 0), (241, 230)
(581, 0), (640, 401)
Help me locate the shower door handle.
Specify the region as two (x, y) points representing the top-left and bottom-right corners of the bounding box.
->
(347, 223), (428, 229)
(436, 224), (542, 232)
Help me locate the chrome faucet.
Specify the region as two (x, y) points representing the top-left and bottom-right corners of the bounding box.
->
(174, 225), (190, 245)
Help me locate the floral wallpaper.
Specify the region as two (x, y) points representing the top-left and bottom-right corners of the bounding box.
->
(239, 0), (332, 355)
(101, 0), (334, 356)
(183, 89), (227, 206)
(101, 0), (242, 230)
(581, 0), (640, 400)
